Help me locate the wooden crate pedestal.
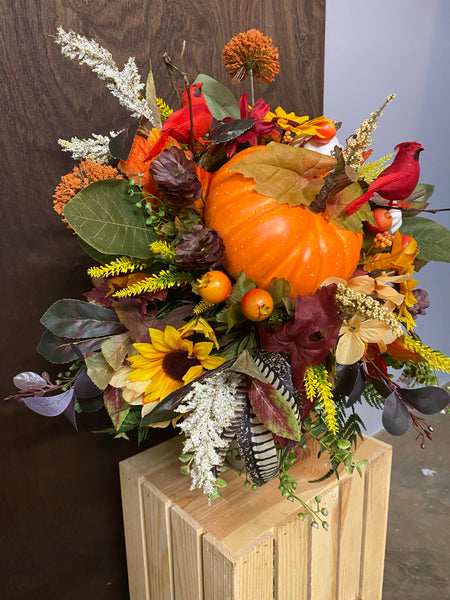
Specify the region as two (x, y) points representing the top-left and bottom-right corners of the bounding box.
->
(120, 435), (391, 600)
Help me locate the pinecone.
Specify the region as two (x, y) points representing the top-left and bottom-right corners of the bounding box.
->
(175, 225), (225, 270)
(149, 147), (202, 207)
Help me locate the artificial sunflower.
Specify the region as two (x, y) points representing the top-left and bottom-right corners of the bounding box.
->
(127, 325), (225, 404)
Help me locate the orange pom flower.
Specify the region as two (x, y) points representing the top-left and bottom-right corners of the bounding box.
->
(223, 29), (279, 85)
(53, 160), (122, 226)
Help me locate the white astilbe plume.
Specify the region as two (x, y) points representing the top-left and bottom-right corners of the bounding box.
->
(176, 371), (242, 497)
(58, 131), (120, 163)
(54, 27), (154, 122)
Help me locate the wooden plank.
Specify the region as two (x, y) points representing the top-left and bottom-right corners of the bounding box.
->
(119, 462), (151, 600)
(203, 533), (274, 600)
(274, 513), (310, 600)
(310, 486), (339, 600)
(337, 471), (365, 600)
(170, 506), (204, 600)
(234, 535), (274, 600)
(202, 534), (234, 600)
(142, 481), (174, 600)
(359, 444), (392, 600)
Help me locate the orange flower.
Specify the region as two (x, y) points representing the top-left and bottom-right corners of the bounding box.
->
(53, 159), (122, 225)
(223, 29), (279, 85)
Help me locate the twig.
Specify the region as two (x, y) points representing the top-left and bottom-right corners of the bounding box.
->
(162, 51), (195, 153)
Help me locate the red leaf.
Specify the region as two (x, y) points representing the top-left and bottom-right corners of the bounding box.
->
(103, 386), (130, 429)
(247, 377), (301, 441)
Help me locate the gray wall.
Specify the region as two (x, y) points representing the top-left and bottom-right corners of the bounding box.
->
(325, 0), (450, 433)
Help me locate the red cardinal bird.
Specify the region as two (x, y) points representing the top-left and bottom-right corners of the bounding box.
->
(346, 141), (424, 215)
(146, 83), (212, 160)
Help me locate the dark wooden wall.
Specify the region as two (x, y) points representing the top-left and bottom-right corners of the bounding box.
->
(0, 1), (325, 598)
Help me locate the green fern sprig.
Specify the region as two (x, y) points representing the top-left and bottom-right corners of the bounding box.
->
(87, 257), (146, 279)
(113, 269), (194, 298)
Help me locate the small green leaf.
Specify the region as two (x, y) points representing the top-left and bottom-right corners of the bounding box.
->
(101, 332), (133, 370)
(64, 179), (158, 258)
(231, 350), (266, 383)
(194, 74), (240, 120)
(215, 477), (228, 488)
(337, 439), (351, 450)
(180, 465), (190, 475)
(400, 216), (450, 263)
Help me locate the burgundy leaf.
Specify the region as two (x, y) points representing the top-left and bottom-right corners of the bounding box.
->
(247, 377), (301, 441)
(260, 284), (342, 388)
(103, 386), (130, 429)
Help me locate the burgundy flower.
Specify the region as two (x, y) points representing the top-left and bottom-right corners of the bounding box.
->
(224, 93), (277, 157)
(259, 284), (343, 389)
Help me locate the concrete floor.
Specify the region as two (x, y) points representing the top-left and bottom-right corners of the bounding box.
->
(378, 412), (450, 599)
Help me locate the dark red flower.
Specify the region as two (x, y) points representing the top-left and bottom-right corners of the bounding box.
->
(259, 285), (343, 389)
(224, 93), (277, 157)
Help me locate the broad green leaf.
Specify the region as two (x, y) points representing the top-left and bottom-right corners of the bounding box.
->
(229, 142), (336, 207)
(41, 299), (125, 339)
(400, 216), (450, 262)
(78, 238), (120, 264)
(267, 278), (291, 306)
(64, 179), (158, 258)
(85, 352), (114, 390)
(194, 73), (240, 120)
(109, 119), (141, 161)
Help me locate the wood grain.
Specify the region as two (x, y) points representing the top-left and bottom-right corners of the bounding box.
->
(0, 1), (325, 598)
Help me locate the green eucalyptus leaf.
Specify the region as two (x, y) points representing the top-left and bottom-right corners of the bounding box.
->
(194, 73), (240, 120)
(64, 179), (158, 258)
(400, 216), (450, 263)
(41, 299), (125, 339)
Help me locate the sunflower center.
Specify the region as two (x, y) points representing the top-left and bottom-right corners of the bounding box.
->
(162, 350), (201, 382)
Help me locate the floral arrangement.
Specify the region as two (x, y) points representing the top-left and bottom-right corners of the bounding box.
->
(8, 28), (450, 525)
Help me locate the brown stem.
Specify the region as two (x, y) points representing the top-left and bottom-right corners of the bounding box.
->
(162, 51), (195, 154)
(420, 208), (450, 214)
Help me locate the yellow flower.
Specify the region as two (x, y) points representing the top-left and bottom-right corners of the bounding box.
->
(127, 325), (225, 404)
(396, 265), (418, 330)
(178, 317), (220, 349)
(336, 315), (396, 365)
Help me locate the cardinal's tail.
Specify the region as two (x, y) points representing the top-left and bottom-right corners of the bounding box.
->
(345, 190), (373, 215)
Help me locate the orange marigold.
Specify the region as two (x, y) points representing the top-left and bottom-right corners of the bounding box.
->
(53, 160), (122, 225)
(223, 29), (279, 85)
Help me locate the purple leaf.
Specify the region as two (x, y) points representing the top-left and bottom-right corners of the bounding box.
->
(13, 371), (47, 390)
(73, 368), (102, 399)
(64, 392), (78, 430)
(382, 391), (411, 436)
(400, 386), (450, 415)
(24, 388), (75, 418)
(41, 299), (125, 339)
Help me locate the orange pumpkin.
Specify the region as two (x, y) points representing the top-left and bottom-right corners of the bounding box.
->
(204, 146), (363, 297)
